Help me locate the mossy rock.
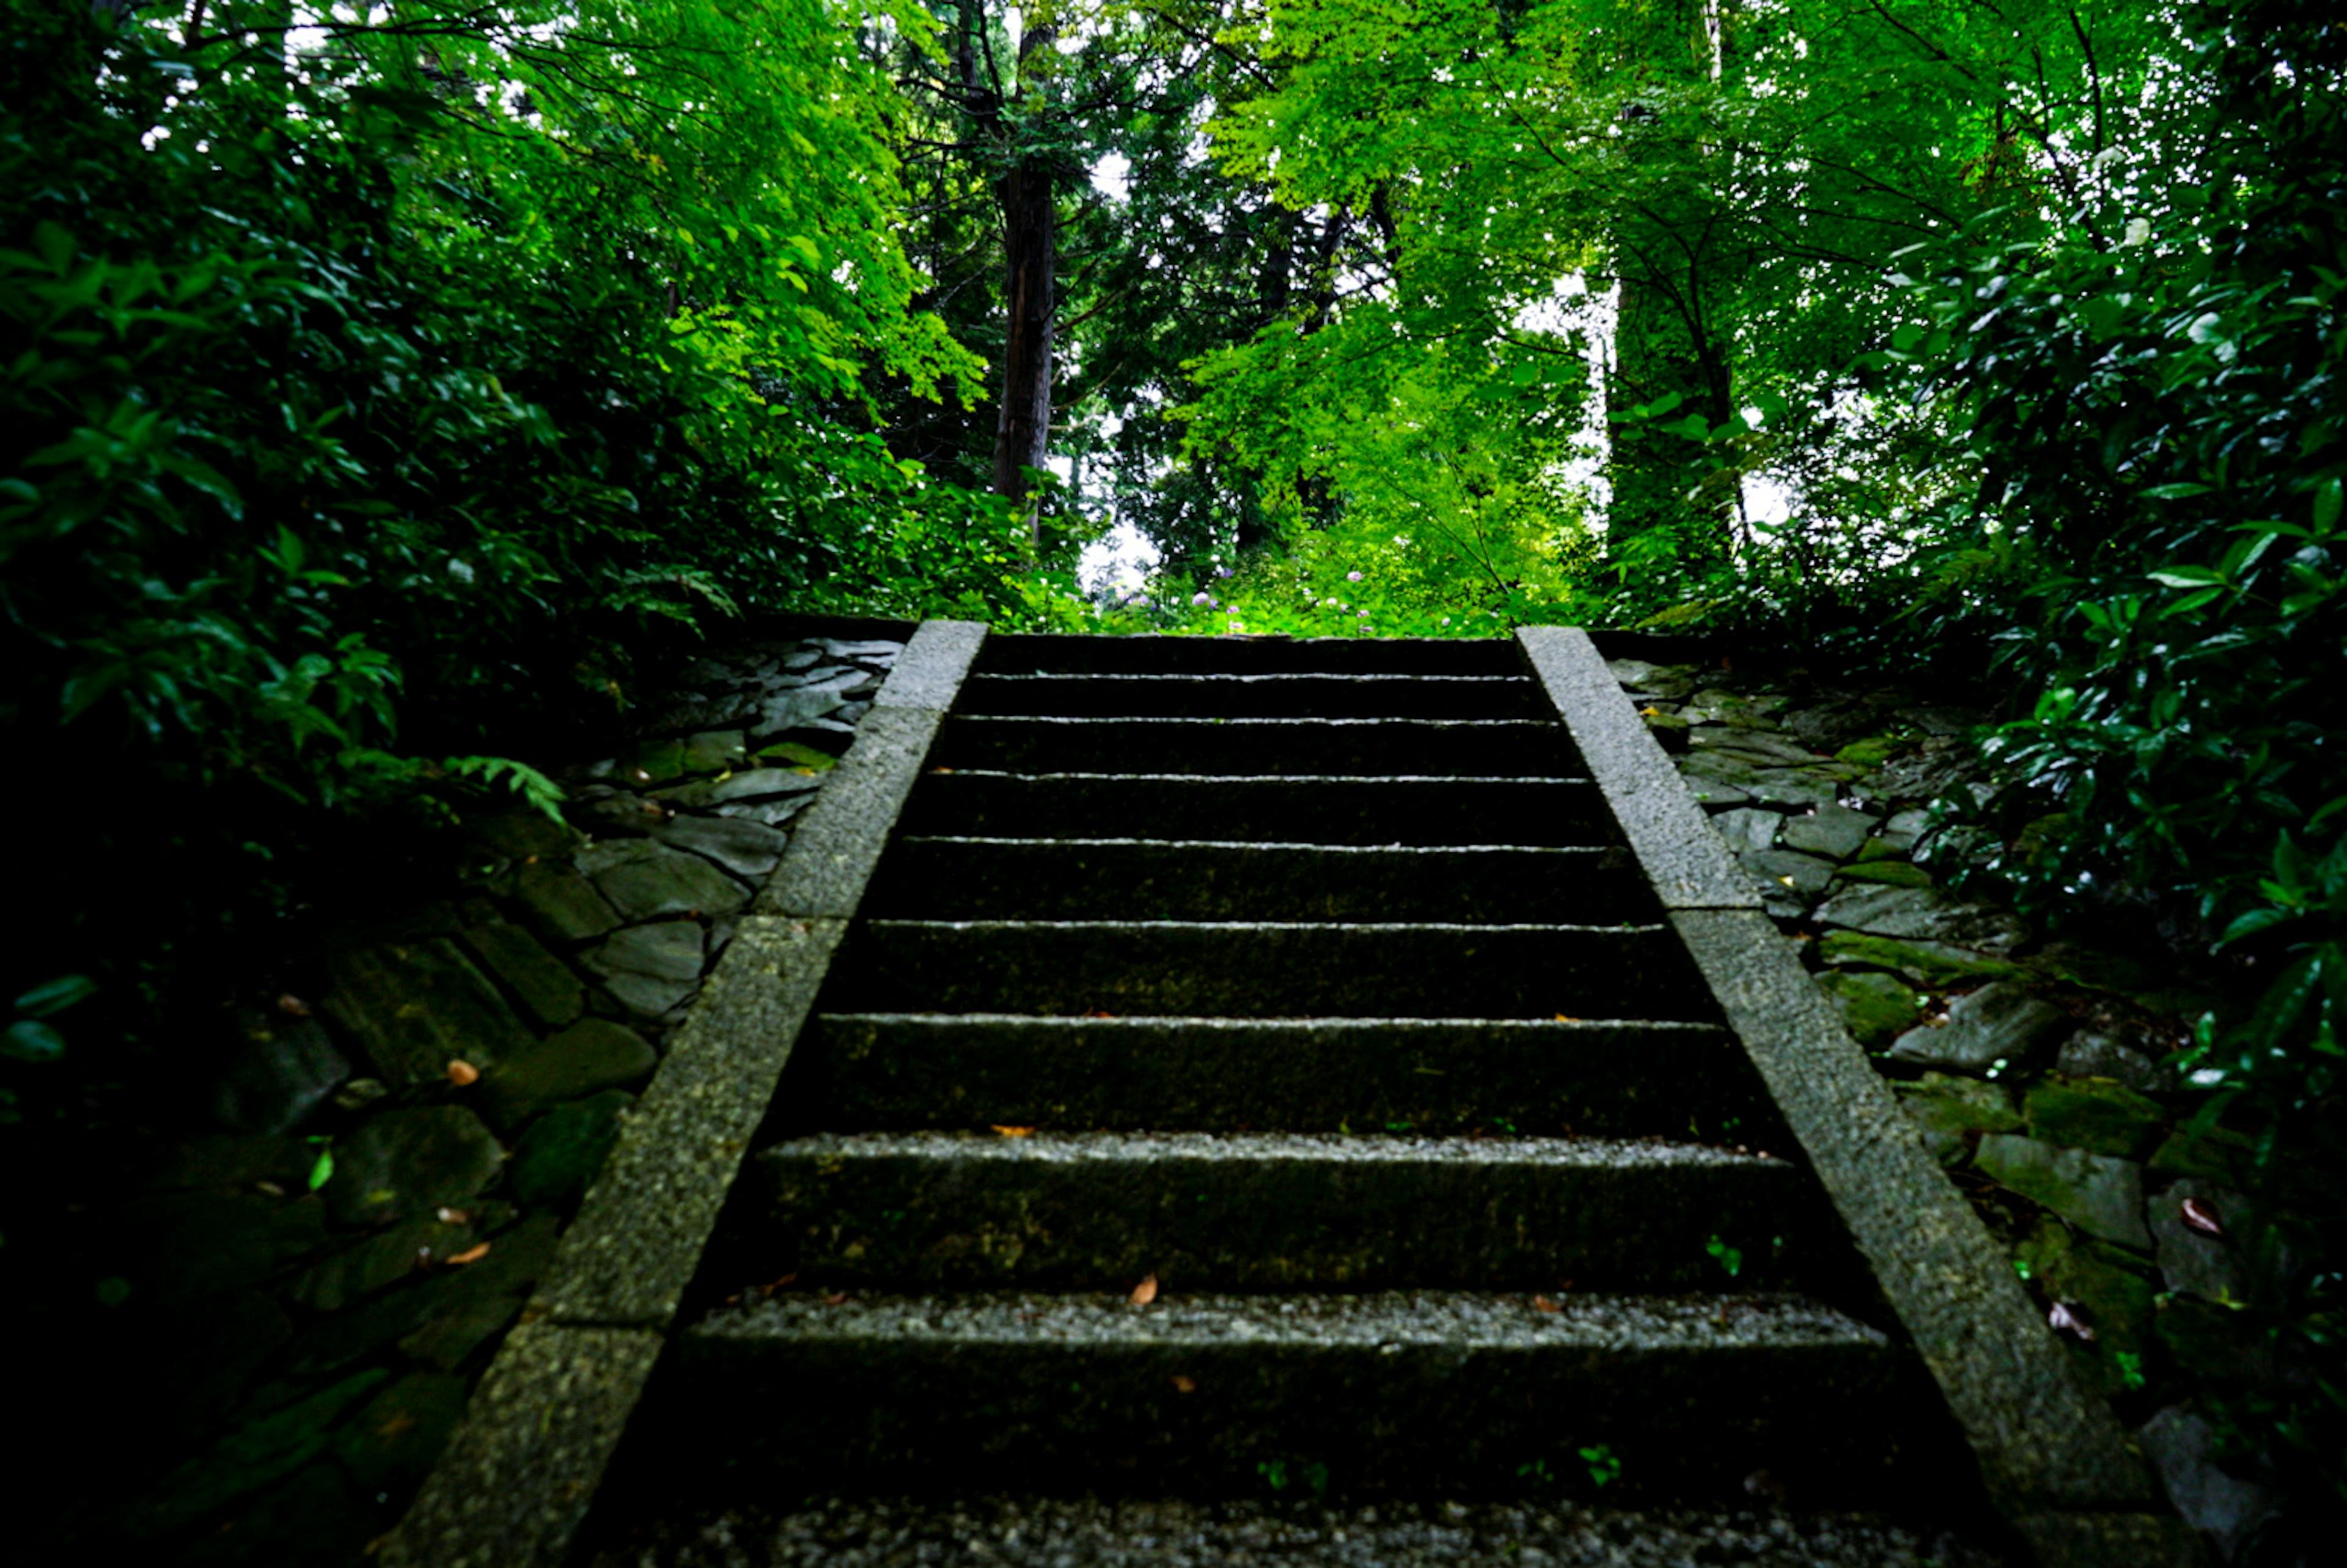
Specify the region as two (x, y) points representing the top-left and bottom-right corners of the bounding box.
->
(510, 1090), (634, 1207)
(1816, 969), (1922, 1047)
(2025, 942), (2164, 995)
(1893, 1072), (2021, 1165)
(2024, 1076), (2168, 1160)
(2018, 1218), (2159, 1394)
(1832, 860), (1934, 890)
(2150, 1124), (2260, 1187)
(1817, 931), (2023, 987)
(1834, 734), (1910, 769)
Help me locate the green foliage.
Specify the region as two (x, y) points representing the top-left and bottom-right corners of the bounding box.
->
(1879, 0), (2345, 1500)
(0, 0), (1052, 1118)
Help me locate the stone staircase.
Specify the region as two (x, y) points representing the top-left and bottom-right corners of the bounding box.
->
(582, 634), (1985, 1555)
(394, 627), (2197, 1568)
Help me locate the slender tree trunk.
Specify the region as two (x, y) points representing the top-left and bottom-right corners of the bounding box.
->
(991, 24), (1057, 540)
(991, 154), (1055, 505)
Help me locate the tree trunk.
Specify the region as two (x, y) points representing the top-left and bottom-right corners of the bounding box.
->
(991, 24), (1057, 539)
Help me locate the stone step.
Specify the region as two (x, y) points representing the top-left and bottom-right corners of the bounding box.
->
(975, 633), (1521, 677)
(728, 1131), (1826, 1292)
(592, 1494), (2005, 1568)
(861, 839), (1658, 923)
(933, 716), (1580, 777)
(898, 771), (1617, 846)
(954, 672), (1549, 720)
(788, 1014), (1777, 1140)
(615, 1289), (1928, 1507)
(821, 921), (1717, 1020)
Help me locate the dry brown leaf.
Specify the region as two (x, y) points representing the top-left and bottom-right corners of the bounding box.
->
(2181, 1196), (2224, 1236)
(991, 1124), (1037, 1138)
(445, 1059), (480, 1086)
(930, 766), (956, 774)
(1084, 1009), (1118, 1019)
(1169, 1374), (1197, 1393)
(824, 1292), (850, 1306)
(758, 1272), (798, 1297)
(1552, 1013), (1579, 1022)
(1532, 1295), (1561, 1314)
(276, 993), (313, 1017)
(1129, 1273), (1159, 1306)
(447, 1242), (491, 1266)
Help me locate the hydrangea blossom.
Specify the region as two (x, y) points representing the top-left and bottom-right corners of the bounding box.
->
(1346, 570), (1364, 582)
(1191, 591), (1213, 607)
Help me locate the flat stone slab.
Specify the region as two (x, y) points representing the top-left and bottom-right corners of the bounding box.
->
(1975, 1135), (2153, 1251)
(803, 1014), (1769, 1140)
(1888, 982), (2071, 1074)
(322, 939), (535, 1086)
(578, 841), (747, 922)
(482, 1019), (657, 1129)
(1813, 885), (2029, 953)
(898, 771), (1616, 848)
(745, 1131), (1822, 1292)
(630, 1288), (1906, 1504)
(325, 1106), (506, 1228)
(828, 920), (1716, 1022)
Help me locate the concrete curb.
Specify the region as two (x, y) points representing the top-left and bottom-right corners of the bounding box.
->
(383, 620), (986, 1568)
(1515, 626), (2195, 1564)
(1515, 626), (1759, 909)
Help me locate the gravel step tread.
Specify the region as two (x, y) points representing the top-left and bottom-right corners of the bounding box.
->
(787, 1013), (1769, 1139)
(695, 1288), (1876, 1349)
(973, 633), (1522, 676)
(862, 840), (1655, 923)
(823, 921), (1713, 1022)
(898, 772), (1615, 848)
(954, 672), (1547, 720)
(760, 1129), (1783, 1168)
(590, 1495), (2005, 1568)
(932, 716), (1582, 777)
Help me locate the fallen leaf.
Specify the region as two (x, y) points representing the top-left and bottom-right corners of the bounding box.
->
(1084, 1009), (1118, 1019)
(1553, 1013), (1579, 1022)
(757, 1272), (798, 1297)
(2181, 1196), (2224, 1236)
(1532, 1295), (1561, 1314)
(1169, 1374), (1197, 1393)
(991, 1124), (1037, 1138)
(447, 1243), (491, 1266)
(276, 994), (313, 1017)
(445, 1059), (480, 1086)
(824, 1292), (850, 1306)
(2048, 1300), (2096, 1340)
(930, 766), (955, 774)
(1129, 1273), (1159, 1306)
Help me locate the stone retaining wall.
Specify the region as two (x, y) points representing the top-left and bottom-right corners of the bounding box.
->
(46, 634), (905, 1565)
(1612, 656), (2294, 1561)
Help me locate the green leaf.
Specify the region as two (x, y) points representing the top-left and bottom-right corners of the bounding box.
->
(2149, 568), (2225, 588)
(307, 1146), (334, 1192)
(14, 974), (95, 1017)
(2140, 483), (2214, 500)
(755, 741), (836, 771)
(4, 1020), (65, 1063)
